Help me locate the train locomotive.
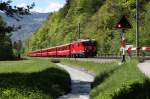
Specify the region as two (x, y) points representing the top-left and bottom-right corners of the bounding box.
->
(29, 39), (97, 58)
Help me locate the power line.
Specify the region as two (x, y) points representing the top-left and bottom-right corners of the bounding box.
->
(78, 22), (80, 40)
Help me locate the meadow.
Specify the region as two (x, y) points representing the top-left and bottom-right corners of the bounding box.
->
(0, 58), (71, 99)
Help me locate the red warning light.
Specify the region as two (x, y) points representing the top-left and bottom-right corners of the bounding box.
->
(117, 24), (122, 28)
(116, 15), (132, 29)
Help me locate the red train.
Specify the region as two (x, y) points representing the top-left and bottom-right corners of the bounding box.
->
(29, 39), (97, 58)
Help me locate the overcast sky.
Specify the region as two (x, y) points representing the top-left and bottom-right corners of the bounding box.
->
(3, 0), (66, 13)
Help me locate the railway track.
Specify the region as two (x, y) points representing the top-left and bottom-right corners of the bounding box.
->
(34, 54), (150, 64)
(52, 55), (150, 63)
(52, 56), (121, 63)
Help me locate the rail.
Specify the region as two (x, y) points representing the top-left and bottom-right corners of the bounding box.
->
(95, 53), (122, 59)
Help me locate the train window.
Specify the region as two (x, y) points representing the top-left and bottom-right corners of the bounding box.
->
(83, 41), (96, 46)
(92, 41), (97, 46)
(83, 41), (91, 46)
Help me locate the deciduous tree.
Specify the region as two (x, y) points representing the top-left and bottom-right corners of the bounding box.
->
(0, 0), (34, 60)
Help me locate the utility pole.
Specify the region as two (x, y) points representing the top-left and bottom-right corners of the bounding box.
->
(136, 0), (140, 56)
(77, 22), (80, 40)
(28, 40), (29, 52)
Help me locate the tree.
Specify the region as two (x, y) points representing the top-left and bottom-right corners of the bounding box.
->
(0, 0), (35, 21)
(0, 16), (13, 60)
(142, 3), (150, 46)
(13, 40), (22, 59)
(0, 0), (34, 60)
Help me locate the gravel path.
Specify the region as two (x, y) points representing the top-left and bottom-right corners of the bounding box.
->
(138, 60), (150, 78)
(56, 63), (94, 99)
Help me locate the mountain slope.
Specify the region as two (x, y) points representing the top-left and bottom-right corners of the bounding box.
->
(28, 0), (150, 54)
(0, 13), (49, 42)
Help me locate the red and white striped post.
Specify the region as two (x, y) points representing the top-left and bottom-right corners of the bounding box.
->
(120, 29), (126, 62)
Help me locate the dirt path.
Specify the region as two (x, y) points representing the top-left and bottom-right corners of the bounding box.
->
(56, 63), (94, 99)
(138, 60), (150, 78)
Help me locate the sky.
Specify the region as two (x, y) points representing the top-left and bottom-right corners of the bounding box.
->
(2, 0), (66, 13)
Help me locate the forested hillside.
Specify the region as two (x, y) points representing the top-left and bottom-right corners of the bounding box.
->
(28, 0), (150, 54)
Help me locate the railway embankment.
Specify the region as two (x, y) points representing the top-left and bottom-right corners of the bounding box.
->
(62, 59), (150, 99)
(0, 58), (71, 99)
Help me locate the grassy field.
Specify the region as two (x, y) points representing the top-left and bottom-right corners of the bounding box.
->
(0, 58), (71, 99)
(62, 59), (150, 99)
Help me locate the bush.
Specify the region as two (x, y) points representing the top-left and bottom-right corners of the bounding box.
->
(113, 79), (150, 99)
(0, 40), (14, 60)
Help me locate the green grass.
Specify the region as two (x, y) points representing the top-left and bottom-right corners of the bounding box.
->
(62, 59), (118, 74)
(0, 58), (71, 99)
(62, 59), (150, 99)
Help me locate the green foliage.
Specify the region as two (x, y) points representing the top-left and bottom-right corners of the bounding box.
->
(0, 16), (14, 60)
(0, 88), (52, 99)
(0, 58), (71, 99)
(13, 40), (23, 58)
(141, 2), (150, 46)
(0, 0), (35, 60)
(28, 0), (150, 54)
(0, 0), (34, 21)
(0, 37), (14, 60)
(62, 59), (150, 99)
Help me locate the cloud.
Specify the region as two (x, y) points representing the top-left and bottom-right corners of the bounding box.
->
(47, 2), (64, 12)
(31, 2), (64, 13)
(17, 3), (27, 8)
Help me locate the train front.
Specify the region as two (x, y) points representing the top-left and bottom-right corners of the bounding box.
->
(82, 39), (97, 57)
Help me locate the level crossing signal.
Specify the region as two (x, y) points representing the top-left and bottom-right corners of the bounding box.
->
(115, 15), (132, 63)
(116, 15), (132, 29)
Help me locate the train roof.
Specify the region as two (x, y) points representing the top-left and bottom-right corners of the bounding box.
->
(79, 39), (95, 42)
(72, 39), (96, 43)
(42, 47), (56, 50)
(30, 46), (56, 53)
(56, 39), (96, 47)
(30, 39), (96, 53)
(30, 50), (41, 53)
(56, 43), (72, 48)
